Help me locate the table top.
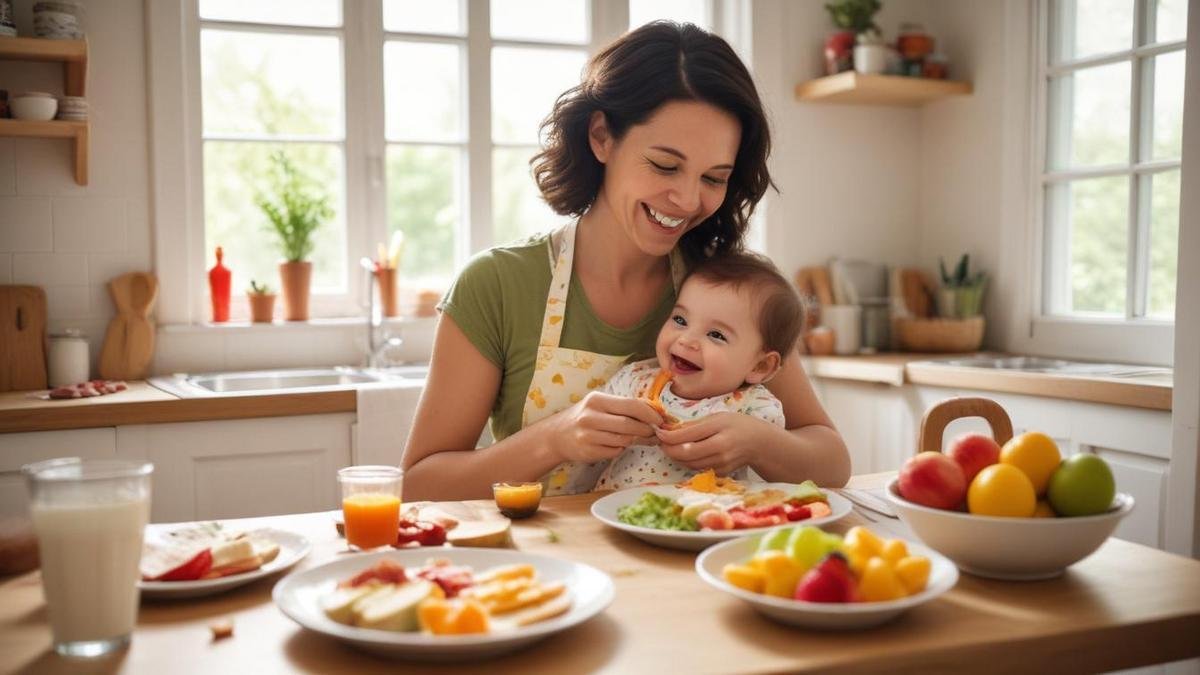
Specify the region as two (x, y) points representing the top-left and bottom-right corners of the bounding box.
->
(2, 473), (1199, 674)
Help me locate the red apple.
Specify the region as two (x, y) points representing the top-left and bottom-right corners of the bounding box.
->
(946, 432), (1002, 484)
(898, 451), (967, 510)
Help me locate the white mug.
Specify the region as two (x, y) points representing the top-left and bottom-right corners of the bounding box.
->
(823, 305), (862, 355)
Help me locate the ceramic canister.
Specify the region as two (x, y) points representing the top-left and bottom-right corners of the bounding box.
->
(48, 329), (89, 387)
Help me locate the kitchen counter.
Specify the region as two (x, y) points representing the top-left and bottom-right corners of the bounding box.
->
(0, 383), (356, 434)
(2, 472), (1198, 673)
(802, 353), (1172, 411)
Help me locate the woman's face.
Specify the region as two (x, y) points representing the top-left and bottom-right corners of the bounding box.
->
(589, 100), (741, 258)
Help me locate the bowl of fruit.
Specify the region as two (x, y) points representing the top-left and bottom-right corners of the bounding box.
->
(885, 397), (1134, 581)
(695, 525), (958, 630)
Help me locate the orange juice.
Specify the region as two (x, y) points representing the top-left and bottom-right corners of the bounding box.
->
(342, 492), (401, 549)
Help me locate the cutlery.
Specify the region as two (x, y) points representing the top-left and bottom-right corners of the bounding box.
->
(834, 488), (898, 519)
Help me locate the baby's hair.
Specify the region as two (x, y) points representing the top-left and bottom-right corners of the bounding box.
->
(684, 251), (804, 358)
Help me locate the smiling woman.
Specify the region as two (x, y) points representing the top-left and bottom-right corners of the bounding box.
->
(401, 21), (850, 501)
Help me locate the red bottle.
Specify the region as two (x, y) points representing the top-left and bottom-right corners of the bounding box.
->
(209, 246), (231, 322)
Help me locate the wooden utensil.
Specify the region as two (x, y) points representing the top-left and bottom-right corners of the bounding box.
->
(900, 268), (937, 318)
(0, 286), (48, 392)
(916, 397), (1013, 455)
(99, 272), (158, 380)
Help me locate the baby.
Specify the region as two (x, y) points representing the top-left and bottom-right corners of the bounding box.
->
(595, 251), (804, 489)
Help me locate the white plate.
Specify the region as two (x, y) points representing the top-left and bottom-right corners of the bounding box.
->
(591, 483), (852, 551)
(273, 548), (614, 662)
(696, 534), (959, 629)
(138, 526), (311, 599)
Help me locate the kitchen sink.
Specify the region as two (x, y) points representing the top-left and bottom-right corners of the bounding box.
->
(149, 365), (429, 398)
(912, 356), (1172, 379)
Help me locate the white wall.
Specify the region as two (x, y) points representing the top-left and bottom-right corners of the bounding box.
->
(0, 0), (153, 372)
(753, 0), (935, 279)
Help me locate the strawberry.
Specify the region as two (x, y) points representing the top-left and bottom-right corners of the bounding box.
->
(793, 552), (857, 603)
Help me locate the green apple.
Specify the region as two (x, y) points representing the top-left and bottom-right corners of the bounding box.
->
(1047, 454), (1116, 517)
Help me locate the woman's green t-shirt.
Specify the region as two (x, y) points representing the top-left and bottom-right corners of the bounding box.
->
(438, 232), (676, 443)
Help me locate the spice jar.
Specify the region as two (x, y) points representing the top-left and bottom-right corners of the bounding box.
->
(48, 329), (89, 387)
(896, 23), (934, 61)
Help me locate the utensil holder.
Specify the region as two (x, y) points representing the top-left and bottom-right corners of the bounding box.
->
(375, 268), (399, 318)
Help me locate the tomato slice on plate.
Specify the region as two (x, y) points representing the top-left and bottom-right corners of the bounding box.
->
(155, 548), (213, 581)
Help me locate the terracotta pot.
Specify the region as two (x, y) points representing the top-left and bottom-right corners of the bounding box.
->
(824, 30), (856, 75)
(375, 267), (399, 318)
(279, 260), (312, 321)
(247, 293), (276, 323)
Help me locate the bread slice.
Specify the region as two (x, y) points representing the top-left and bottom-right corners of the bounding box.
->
(492, 594), (572, 630)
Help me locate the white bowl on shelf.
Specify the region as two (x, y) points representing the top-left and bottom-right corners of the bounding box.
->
(10, 95), (58, 121)
(884, 478), (1134, 580)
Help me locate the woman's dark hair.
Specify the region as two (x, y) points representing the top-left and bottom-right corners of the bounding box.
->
(532, 21), (775, 264)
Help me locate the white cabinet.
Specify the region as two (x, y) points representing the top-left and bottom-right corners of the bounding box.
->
(0, 428), (117, 516)
(116, 414), (354, 523)
(813, 378), (1175, 550)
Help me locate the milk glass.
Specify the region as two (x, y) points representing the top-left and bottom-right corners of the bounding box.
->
(23, 458), (152, 658)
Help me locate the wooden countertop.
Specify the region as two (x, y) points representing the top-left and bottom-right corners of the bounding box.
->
(0, 383), (356, 434)
(802, 353), (1173, 411)
(2, 472), (1197, 673)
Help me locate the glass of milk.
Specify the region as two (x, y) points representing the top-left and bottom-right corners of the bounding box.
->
(23, 458), (153, 658)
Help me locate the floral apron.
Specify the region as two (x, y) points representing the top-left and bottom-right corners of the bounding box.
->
(522, 220), (685, 496)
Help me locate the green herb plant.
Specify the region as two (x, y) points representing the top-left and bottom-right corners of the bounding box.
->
(256, 151), (333, 263)
(939, 254), (988, 317)
(248, 279), (273, 295)
(824, 0), (882, 34)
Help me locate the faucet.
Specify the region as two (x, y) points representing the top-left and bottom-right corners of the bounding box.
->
(360, 257), (403, 368)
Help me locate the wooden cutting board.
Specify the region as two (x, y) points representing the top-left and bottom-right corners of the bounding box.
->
(98, 272), (157, 380)
(0, 286), (48, 392)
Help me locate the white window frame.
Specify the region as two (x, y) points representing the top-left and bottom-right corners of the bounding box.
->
(148, 0), (746, 326)
(1018, 0), (1182, 365)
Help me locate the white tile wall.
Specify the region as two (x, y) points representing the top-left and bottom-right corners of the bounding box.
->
(0, 0), (153, 377)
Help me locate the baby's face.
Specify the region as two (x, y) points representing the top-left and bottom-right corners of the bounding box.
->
(655, 278), (773, 399)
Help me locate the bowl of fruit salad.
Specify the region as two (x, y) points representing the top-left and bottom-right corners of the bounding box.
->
(885, 397), (1135, 580)
(696, 525), (958, 630)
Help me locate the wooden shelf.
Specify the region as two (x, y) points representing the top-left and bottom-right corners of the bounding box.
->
(0, 119), (89, 184)
(0, 37), (88, 97)
(795, 72), (971, 107)
(0, 37), (90, 184)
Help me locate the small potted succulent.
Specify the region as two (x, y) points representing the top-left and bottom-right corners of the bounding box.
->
(247, 279), (277, 323)
(824, 0), (881, 75)
(256, 151), (332, 322)
(938, 254), (987, 318)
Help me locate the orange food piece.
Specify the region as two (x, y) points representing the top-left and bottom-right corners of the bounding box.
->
(642, 369), (680, 426)
(418, 597), (490, 635)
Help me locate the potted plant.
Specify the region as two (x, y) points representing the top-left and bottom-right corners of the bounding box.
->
(938, 254), (987, 318)
(256, 151), (333, 322)
(824, 0), (881, 75)
(247, 279), (276, 323)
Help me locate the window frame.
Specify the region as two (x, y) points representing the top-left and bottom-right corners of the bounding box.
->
(1025, 0), (1182, 363)
(148, 0), (744, 326)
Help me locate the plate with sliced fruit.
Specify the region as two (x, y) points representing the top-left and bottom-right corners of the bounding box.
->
(591, 470), (852, 551)
(139, 522), (311, 599)
(695, 524), (958, 629)
(272, 548), (614, 661)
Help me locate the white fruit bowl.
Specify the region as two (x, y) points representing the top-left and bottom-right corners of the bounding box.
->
(885, 478), (1134, 580)
(695, 533), (958, 630)
(10, 95), (58, 121)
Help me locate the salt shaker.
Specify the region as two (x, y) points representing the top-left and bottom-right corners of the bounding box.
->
(48, 329), (89, 387)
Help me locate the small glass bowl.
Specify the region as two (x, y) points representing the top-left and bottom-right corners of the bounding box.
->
(492, 481), (544, 519)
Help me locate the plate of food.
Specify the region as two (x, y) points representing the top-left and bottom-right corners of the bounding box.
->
(695, 524), (958, 629)
(272, 548), (614, 661)
(590, 470), (852, 551)
(139, 522), (310, 599)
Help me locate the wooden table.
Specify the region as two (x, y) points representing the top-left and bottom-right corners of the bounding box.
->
(2, 473), (1199, 674)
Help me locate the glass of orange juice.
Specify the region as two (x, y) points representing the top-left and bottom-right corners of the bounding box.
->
(338, 465), (403, 550)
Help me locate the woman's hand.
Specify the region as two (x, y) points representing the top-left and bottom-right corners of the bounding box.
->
(655, 412), (773, 476)
(545, 391), (663, 463)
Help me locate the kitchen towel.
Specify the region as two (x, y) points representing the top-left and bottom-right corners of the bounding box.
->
(354, 381), (424, 466)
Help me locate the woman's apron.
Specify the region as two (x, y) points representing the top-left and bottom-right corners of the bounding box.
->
(522, 220), (684, 496)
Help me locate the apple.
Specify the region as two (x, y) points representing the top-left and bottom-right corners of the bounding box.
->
(898, 451), (967, 510)
(794, 552), (857, 603)
(1047, 454), (1116, 517)
(946, 432), (1001, 483)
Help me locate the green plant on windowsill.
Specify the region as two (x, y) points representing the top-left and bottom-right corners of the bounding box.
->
(256, 151), (332, 263)
(247, 279), (273, 295)
(938, 254), (987, 318)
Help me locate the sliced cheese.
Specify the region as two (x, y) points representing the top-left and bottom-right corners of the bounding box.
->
(322, 584), (379, 625)
(354, 579), (436, 632)
(210, 538), (254, 569)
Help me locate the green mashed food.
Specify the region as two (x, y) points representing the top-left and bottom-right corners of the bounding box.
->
(616, 492), (698, 531)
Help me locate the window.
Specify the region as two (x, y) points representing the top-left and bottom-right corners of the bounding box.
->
(158, 1), (744, 322)
(1039, 0), (1186, 322)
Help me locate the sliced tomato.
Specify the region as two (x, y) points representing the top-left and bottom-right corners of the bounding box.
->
(784, 503), (813, 521)
(416, 564), (474, 598)
(156, 548), (213, 581)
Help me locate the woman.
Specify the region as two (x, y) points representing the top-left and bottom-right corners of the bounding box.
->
(402, 22), (850, 501)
